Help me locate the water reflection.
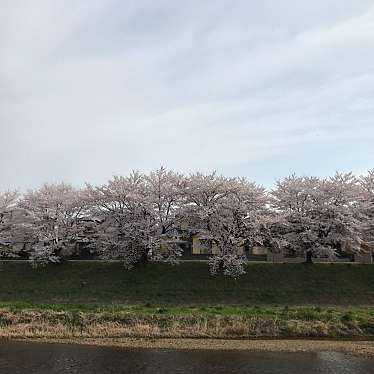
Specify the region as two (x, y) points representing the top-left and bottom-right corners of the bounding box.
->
(0, 341), (373, 374)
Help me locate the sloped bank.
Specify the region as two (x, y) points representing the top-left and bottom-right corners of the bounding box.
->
(1, 261), (374, 306)
(1, 307), (374, 340)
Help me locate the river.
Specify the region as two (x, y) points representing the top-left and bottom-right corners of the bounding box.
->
(0, 341), (373, 373)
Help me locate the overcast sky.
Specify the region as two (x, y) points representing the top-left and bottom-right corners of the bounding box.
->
(1, 0), (374, 190)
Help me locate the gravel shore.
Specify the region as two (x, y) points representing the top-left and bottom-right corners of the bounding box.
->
(22, 337), (374, 356)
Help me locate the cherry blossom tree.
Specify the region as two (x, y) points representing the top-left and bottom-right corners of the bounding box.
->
(18, 183), (89, 266)
(86, 168), (188, 268)
(85, 172), (151, 269)
(359, 169), (374, 245)
(323, 172), (363, 254)
(270, 175), (321, 262)
(185, 173), (269, 277)
(144, 167), (187, 262)
(271, 173), (363, 262)
(0, 190), (20, 257)
(1, 169), (373, 274)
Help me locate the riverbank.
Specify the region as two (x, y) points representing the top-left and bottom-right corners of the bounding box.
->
(11, 337), (374, 356)
(1, 262), (373, 345)
(1, 261), (374, 305)
(1, 306), (374, 340)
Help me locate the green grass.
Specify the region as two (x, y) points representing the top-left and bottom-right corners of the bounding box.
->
(1, 301), (373, 324)
(1, 261), (374, 339)
(0, 261), (374, 307)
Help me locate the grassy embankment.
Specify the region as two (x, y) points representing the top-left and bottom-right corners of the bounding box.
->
(0, 261), (374, 340)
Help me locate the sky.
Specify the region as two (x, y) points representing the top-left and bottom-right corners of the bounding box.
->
(1, 0), (374, 191)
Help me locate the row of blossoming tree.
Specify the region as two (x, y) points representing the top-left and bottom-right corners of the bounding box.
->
(0, 167), (373, 276)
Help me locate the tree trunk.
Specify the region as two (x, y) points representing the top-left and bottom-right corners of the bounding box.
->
(138, 250), (148, 266)
(218, 258), (224, 274)
(305, 250), (313, 264)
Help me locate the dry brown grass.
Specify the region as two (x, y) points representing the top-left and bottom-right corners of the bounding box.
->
(0, 308), (371, 340)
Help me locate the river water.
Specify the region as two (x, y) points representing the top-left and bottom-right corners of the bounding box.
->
(0, 341), (373, 373)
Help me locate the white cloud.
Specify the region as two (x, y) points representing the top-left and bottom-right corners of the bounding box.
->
(1, 0), (374, 190)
